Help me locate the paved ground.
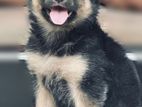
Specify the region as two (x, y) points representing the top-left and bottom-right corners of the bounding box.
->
(0, 61), (34, 107)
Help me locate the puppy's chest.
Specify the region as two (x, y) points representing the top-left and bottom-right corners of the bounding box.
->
(26, 52), (88, 83)
(27, 52), (101, 107)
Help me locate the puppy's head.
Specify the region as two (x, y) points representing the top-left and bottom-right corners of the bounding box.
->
(29, 0), (100, 31)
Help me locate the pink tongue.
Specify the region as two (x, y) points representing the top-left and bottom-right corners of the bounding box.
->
(50, 9), (69, 25)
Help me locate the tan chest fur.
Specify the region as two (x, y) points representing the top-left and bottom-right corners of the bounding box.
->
(26, 52), (98, 107)
(26, 52), (88, 83)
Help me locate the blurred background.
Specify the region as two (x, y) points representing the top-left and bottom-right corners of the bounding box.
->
(0, 0), (142, 107)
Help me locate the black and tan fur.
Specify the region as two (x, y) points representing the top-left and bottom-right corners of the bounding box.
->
(26, 0), (142, 107)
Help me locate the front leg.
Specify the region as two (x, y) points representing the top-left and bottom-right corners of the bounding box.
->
(36, 76), (56, 107)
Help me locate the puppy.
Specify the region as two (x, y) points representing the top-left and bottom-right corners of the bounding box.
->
(26, 0), (141, 107)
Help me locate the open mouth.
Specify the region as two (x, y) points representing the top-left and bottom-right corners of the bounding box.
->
(48, 5), (72, 25)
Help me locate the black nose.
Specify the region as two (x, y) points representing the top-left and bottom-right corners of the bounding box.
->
(53, 0), (64, 3)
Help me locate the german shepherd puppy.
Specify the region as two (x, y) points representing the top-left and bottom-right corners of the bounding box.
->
(26, 0), (141, 107)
